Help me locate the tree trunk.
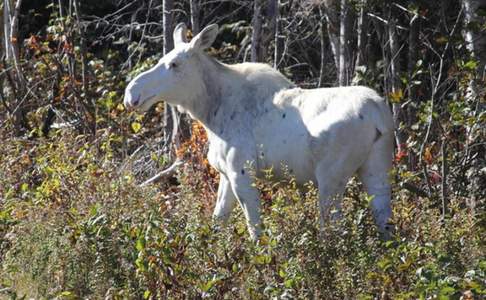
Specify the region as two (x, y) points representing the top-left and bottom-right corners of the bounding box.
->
(323, 0), (352, 86)
(388, 14), (407, 156)
(441, 139), (448, 219)
(462, 0), (485, 211)
(1, 2), (6, 59)
(6, 0), (22, 81)
(162, 0), (178, 153)
(190, 0), (200, 34)
(163, 0), (174, 55)
(257, 0), (278, 65)
(73, 0), (95, 133)
(3, 0), (12, 61)
(3, 0), (26, 135)
(272, 0), (282, 70)
(318, 4), (327, 87)
(323, 0), (340, 75)
(407, 15), (419, 99)
(251, 0), (264, 62)
(405, 13), (419, 170)
(354, 0), (367, 69)
(338, 0), (348, 86)
(462, 0), (486, 88)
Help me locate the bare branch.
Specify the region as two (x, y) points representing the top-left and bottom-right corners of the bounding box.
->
(140, 159), (184, 187)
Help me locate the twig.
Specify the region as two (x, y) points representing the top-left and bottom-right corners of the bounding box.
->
(118, 145), (144, 174)
(392, 3), (427, 20)
(367, 12), (408, 30)
(441, 138), (448, 219)
(140, 159), (184, 187)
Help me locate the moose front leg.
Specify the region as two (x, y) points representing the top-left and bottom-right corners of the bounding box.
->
(213, 175), (237, 223)
(228, 173), (261, 240)
(225, 148), (262, 240)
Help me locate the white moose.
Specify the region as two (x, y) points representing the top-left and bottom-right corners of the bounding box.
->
(124, 23), (395, 240)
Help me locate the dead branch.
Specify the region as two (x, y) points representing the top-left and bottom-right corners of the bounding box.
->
(140, 159), (184, 187)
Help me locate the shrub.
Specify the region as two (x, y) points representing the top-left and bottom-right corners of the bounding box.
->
(0, 128), (484, 299)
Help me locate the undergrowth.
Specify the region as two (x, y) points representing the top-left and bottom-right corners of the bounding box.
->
(0, 127), (484, 299)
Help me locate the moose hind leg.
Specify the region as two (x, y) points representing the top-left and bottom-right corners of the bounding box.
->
(358, 134), (394, 237)
(213, 175), (237, 223)
(315, 159), (354, 230)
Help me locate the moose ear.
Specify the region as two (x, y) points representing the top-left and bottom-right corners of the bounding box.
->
(189, 24), (219, 50)
(173, 23), (188, 46)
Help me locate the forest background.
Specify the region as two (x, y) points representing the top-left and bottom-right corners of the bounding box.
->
(0, 0), (484, 298)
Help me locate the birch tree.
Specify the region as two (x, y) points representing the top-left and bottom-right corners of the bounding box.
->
(461, 0), (485, 208)
(462, 0), (486, 93)
(338, 0), (349, 86)
(162, 0), (179, 152)
(270, 0), (280, 69)
(318, 4), (327, 87)
(3, 0), (26, 135)
(251, 0), (264, 62)
(354, 0), (367, 70)
(163, 0), (174, 55)
(322, 0), (352, 86)
(190, 0), (200, 34)
(322, 0), (340, 75)
(384, 4), (408, 158)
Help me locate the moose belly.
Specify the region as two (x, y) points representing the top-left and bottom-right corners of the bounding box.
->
(253, 110), (315, 184)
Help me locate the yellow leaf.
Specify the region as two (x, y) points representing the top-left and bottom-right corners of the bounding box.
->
(131, 122), (142, 133)
(389, 89), (403, 103)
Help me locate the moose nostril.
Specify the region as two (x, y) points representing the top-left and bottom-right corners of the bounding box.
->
(132, 95), (141, 106)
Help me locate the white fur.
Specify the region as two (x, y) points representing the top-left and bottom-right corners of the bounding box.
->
(124, 24), (395, 240)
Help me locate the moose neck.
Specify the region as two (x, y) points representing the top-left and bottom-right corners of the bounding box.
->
(183, 54), (242, 132)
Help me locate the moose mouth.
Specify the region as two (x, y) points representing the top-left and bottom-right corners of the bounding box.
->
(137, 94), (158, 111)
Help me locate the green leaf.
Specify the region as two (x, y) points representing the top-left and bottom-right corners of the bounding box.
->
(284, 279), (294, 288)
(464, 60), (478, 70)
(200, 275), (223, 292)
(378, 258), (392, 271)
(253, 254), (271, 265)
(143, 290), (151, 299)
(136, 237), (146, 251)
(439, 285), (456, 298)
(20, 183), (29, 192)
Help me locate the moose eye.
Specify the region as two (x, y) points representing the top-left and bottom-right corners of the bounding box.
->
(169, 62), (178, 69)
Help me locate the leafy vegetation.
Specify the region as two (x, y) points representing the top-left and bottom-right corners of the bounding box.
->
(0, 131), (484, 298)
(1, 0), (485, 299)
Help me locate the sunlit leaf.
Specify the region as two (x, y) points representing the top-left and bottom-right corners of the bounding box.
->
(464, 60), (478, 70)
(389, 89), (403, 103)
(131, 122), (142, 133)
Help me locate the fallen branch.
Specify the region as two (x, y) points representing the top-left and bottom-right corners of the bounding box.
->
(140, 159), (184, 187)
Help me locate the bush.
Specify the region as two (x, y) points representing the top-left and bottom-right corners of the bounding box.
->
(0, 129), (484, 299)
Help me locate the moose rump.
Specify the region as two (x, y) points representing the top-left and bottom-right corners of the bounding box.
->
(249, 86), (394, 232)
